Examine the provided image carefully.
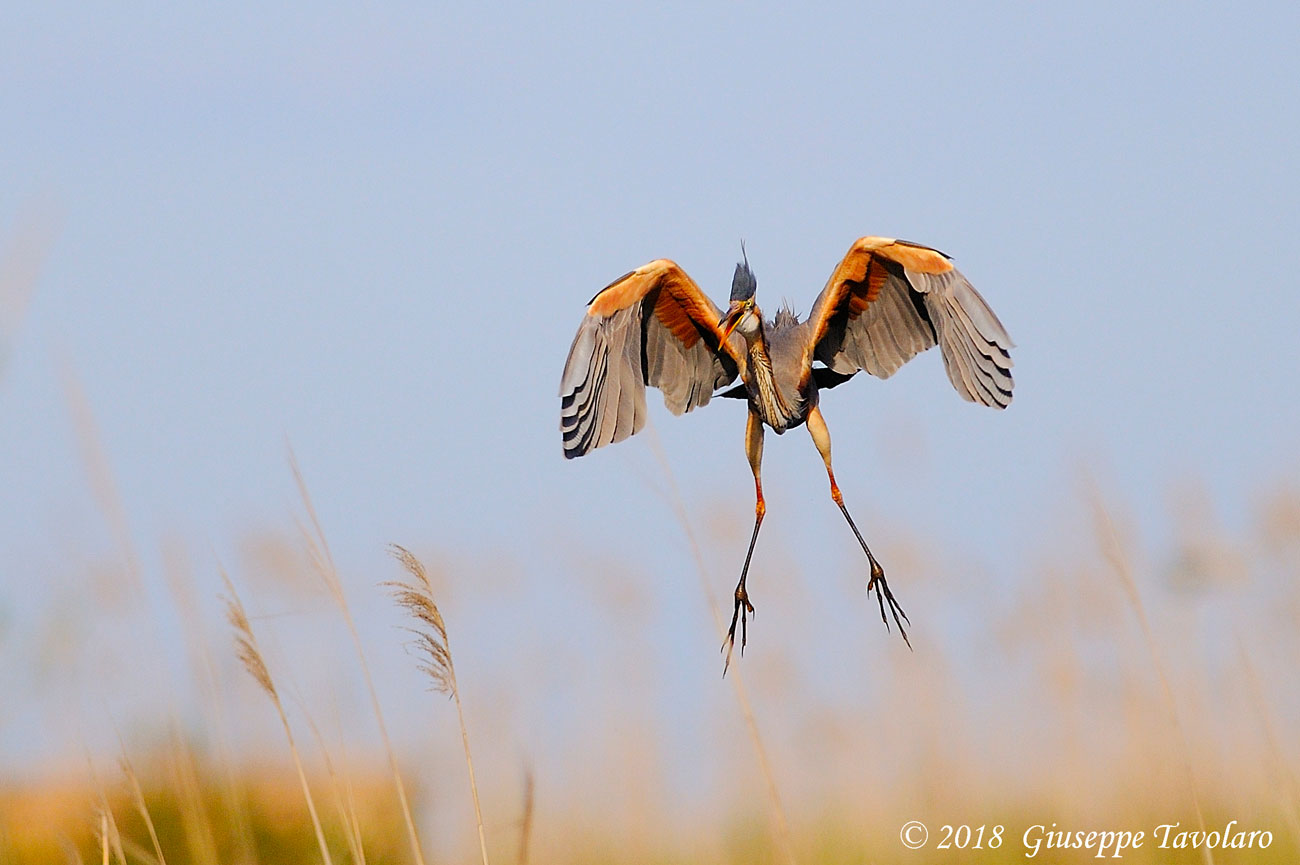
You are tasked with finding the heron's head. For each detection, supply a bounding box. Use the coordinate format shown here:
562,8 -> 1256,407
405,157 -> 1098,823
719,247 -> 761,342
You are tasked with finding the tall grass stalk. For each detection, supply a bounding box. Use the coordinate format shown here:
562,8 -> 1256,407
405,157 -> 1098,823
1235,636 -> 1300,842
119,752 -> 167,865
516,768 -> 534,865
120,835 -> 165,865
222,571 -> 335,865
88,761 -> 127,865
1089,487 -> 1215,865
97,810 -> 109,865
298,697 -> 368,865
60,380 -> 238,863
59,362 -> 143,601
289,449 -> 428,865
61,836 -> 87,865
0,204 -> 57,382
160,546 -> 258,863
65,360 -> 231,864
388,544 -> 491,865
165,726 -> 221,865
646,428 -> 798,865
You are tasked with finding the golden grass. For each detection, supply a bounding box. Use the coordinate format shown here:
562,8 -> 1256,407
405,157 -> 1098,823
222,572 -> 334,865
388,544 -> 491,865
517,768 -> 535,865
1089,483 -> 1215,865
289,448 -> 430,865
87,758 -> 127,865
120,752 -> 167,865
159,543 -> 259,863
2,461 -> 1298,864
297,705 -> 368,865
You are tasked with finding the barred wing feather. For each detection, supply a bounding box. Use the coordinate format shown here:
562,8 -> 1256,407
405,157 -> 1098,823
559,260 -> 743,458
805,237 -> 1014,408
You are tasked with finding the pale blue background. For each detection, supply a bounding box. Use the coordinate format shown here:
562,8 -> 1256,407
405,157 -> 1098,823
2,1 -> 1298,779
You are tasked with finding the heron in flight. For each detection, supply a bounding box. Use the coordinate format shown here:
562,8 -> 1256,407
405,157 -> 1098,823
559,236 -> 1013,660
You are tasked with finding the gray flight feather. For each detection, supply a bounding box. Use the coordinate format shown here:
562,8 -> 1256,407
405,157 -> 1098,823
560,285 -> 740,459
809,263 -> 1014,408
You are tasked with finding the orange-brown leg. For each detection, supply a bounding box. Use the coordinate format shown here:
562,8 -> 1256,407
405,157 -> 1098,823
724,410 -> 765,670
806,405 -> 911,647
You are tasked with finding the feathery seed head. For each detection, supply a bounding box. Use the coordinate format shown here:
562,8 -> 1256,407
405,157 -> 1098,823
387,545 -> 456,696
221,573 -> 278,701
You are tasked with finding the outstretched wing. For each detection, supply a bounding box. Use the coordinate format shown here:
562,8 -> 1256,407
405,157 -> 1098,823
802,237 -> 1014,408
560,259 -> 745,459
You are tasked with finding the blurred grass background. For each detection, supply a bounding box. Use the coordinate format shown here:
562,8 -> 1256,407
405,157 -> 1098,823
1,466 -> 1297,863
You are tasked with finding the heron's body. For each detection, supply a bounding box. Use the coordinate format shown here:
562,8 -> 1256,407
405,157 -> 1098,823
724,310 -> 804,432
560,236 -> 1014,667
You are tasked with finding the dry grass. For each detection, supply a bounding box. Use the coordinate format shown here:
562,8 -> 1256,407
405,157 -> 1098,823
2,462 -> 1298,864
222,571 -> 334,865
388,544 -> 491,865
163,727 -> 221,865
0,201 -> 57,381
298,704 -> 368,865
159,543 -> 258,863
86,757 -> 127,865
517,768 -> 535,865
1089,483 -> 1215,865
646,425 -> 798,865
120,752 -> 167,865
289,448 -> 430,865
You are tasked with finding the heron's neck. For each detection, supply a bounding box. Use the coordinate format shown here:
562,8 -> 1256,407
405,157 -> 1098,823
745,327 -> 795,426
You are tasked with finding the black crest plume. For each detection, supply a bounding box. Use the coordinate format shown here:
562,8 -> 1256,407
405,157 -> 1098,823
730,241 -> 756,302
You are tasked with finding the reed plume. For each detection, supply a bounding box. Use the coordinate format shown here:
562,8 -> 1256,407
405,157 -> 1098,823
387,544 -> 490,865
221,571 -> 335,865
289,449 -> 428,865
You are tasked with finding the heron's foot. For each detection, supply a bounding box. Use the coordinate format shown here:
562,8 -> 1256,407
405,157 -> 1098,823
866,556 -> 912,650
722,585 -> 755,674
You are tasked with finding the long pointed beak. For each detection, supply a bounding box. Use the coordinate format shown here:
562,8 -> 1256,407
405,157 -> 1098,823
718,303 -> 743,342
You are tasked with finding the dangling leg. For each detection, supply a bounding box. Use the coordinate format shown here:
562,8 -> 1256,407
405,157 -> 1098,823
724,409 -> 765,669
806,406 -> 911,647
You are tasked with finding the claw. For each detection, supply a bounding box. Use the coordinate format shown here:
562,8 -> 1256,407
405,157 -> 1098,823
722,586 -> 755,675
866,555 -> 911,650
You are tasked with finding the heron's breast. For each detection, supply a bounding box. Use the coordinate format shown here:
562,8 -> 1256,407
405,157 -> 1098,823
747,346 -> 809,434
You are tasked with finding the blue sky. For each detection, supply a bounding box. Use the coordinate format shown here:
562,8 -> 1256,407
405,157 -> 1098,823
2,1 -> 1299,771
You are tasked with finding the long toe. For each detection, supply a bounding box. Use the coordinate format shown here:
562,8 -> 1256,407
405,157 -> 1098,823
882,584 -> 912,649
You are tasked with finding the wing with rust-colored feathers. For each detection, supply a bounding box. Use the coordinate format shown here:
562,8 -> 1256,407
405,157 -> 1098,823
802,237 -> 1014,408
559,260 -> 745,458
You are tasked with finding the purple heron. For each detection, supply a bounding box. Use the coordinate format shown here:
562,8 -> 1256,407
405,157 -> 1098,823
560,236 -> 1013,661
